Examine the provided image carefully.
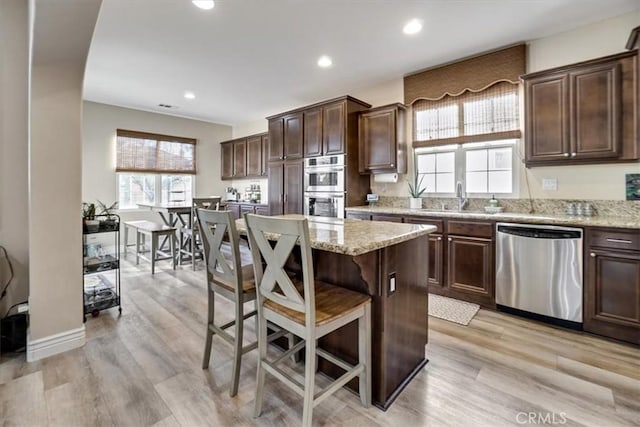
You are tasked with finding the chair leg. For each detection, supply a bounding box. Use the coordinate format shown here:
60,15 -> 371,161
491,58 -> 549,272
253,306 -> 267,418
151,233 -> 157,274
301,333 -> 316,427
192,231 -> 197,271
135,231 -> 141,265
202,289 -> 215,369
170,233 -> 176,270
124,225 -> 129,256
230,295 -> 244,397
178,230 -> 184,266
358,303 -> 372,408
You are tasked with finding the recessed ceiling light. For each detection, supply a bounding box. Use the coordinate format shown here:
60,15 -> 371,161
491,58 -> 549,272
403,19 -> 423,35
184,91 -> 196,100
192,0 -> 214,10
317,55 -> 333,68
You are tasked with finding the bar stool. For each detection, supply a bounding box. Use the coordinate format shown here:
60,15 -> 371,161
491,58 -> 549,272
197,208 -> 290,397
180,197 -> 221,270
245,214 -> 371,426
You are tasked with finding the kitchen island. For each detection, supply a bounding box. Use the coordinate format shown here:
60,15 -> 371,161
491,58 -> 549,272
236,215 -> 436,409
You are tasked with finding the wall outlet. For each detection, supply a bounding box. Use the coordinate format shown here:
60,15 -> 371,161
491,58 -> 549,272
542,178 -> 558,191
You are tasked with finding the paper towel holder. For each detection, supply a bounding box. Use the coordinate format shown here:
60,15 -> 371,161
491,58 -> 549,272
373,173 -> 398,183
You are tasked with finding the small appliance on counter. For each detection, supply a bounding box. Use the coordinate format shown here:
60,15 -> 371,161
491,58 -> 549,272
366,193 -> 379,205
244,184 -> 262,204
225,187 -> 238,202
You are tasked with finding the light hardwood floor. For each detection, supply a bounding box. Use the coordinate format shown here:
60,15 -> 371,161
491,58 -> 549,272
1,256 -> 639,427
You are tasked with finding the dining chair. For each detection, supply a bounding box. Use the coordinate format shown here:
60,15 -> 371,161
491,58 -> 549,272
245,214 -> 371,426
180,197 -> 221,270
197,208 -> 291,397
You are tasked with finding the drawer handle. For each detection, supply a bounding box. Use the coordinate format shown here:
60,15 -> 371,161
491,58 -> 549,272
590,252 -> 596,257
606,238 -> 633,244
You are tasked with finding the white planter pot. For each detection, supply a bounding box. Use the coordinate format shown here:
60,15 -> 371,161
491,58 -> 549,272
409,197 -> 422,209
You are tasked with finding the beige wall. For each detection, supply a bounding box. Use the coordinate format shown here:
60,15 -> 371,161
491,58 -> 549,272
82,101 -> 232,222
0,0 -> 30,317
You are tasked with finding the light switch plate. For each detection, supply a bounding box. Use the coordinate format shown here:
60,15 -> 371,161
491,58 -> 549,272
389,272 -> 396,294
542,178 -> 558,191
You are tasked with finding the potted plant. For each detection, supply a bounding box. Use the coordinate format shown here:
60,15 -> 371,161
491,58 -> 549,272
82,203 -> 99,232
407,171 -> 426,209
97,200 -> 119,231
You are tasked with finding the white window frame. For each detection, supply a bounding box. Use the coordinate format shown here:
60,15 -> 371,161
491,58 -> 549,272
415,139 -> 519,198
116,173 -> 196,211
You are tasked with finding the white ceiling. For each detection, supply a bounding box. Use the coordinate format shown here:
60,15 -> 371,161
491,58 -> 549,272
84,0 -> 640,126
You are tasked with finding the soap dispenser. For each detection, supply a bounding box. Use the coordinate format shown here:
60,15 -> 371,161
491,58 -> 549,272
489,195 -> 499,207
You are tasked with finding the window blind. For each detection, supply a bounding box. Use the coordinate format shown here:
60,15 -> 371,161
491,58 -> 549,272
116,129 -> 197,174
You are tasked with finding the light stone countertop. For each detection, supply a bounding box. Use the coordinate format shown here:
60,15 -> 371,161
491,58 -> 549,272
235,215 -> 436,256
345,206 -> 640,229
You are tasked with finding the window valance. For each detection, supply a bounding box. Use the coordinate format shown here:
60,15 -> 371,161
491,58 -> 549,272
116,129 -> 197,174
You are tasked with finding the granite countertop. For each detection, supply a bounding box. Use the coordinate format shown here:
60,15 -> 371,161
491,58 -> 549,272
345,206 -> 640,229
235,215 -> 436,256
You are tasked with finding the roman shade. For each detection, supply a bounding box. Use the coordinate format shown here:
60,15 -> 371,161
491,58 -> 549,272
116,129 -> 197,174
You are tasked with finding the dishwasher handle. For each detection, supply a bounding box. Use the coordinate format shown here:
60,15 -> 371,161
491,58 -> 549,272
497,225 -> 581,239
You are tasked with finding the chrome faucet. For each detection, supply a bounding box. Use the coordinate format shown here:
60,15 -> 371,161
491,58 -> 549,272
455,181 -> 468,212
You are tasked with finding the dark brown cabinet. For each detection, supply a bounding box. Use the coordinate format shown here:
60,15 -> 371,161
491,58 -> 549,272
447,235 -> 493,302
346,212 -> 371,220
261,134 -> 269,177
267,160 -> 303,215
585,228 -> 640,345
523,51 -> 637,166
267,112 -> 304,161
303,107 -> 323,158
220,132 -> 268,180
303,101 -> 347,158
223,202 -> 270,219
221,142 -> 234,180
228,203 -> 241,219
359,103 -> 407,174
404,217 -> 444,289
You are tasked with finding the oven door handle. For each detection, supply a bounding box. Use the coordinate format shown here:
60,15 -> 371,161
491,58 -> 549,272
304,166 -> 345,174
305,193 -> 344,198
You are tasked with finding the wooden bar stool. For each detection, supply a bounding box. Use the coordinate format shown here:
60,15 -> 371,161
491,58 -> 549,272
134,221 -> 176,274
245,214 -> 371,426
179,197 -> 221,270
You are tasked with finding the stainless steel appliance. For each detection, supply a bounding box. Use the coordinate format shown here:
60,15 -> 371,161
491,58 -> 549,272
304,155 -> 345,193
304,192 -> 345,219
495,223 -> 583,326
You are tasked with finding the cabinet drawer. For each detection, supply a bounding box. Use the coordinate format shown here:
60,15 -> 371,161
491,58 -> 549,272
588,228 -> 640,251
447,221 -> 493,238
371,214 -> 403,223
403,216 -> 443,233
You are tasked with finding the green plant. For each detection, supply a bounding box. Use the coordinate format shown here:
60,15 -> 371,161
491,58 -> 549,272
407,171 -> 426,198
97,200 -> 118,220
82,203 -> 96,220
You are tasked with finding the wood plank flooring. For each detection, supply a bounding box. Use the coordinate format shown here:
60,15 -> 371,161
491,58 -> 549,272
1,256 -> 639,426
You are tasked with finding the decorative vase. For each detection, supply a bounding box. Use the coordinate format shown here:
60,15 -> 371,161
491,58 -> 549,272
409,197 -> 422,209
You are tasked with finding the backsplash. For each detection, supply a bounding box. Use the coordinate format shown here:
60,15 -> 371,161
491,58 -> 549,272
370,196 -> 640,219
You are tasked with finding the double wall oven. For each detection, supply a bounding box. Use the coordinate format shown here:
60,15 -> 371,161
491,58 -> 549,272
303,155 -> 346,219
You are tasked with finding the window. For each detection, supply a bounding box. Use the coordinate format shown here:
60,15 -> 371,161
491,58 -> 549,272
116,130 -> 196,209
415,140 -> 517,196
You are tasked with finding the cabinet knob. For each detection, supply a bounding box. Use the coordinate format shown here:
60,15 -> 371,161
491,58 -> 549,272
563,153 -> 570,157
590,252 -> 596,257
390,163 -> 394,167
437,236 -> 442,241
571,152 -> 577,157
283,155 -> 287,160
448,237 -> 452,242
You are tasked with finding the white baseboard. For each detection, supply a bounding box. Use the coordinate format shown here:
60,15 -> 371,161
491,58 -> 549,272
26,326 -> 85,362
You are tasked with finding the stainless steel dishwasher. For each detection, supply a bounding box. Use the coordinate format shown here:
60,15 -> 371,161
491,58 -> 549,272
495,223 -> 583,327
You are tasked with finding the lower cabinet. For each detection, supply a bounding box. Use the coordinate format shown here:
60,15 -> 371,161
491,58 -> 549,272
585,228 -> 640,344
404,217 -> 444,289
346,212 -> 371,220
447,235 -> 494,305
224,202 -> 270,220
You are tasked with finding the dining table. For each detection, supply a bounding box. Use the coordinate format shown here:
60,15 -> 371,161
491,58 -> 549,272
137,202 -> 194,257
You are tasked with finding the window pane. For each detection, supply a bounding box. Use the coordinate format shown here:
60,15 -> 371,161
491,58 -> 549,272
162,175 -> 192,203
118,173 -> 155,209
436,172 -> 455,193
415,104 -> 459,140
424,174 -> 436,193
488,171 -> 512,193
416,153 -> 435,174
436,152 -> 455,173
466,171 -> 488,193
488,147 -> 512,170
466,150 -> 487,172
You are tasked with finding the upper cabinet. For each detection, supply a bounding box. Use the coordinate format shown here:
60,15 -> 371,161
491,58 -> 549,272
220,132 -> 268,180
267,112 -> 304,161
522,51 -> 637,167
358,103 -> 407,174
302,101 -> 346,157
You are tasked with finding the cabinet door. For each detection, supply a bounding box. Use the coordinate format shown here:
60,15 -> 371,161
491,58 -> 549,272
240,204 -> 255,217
267,163 -> 284,215
283,112 -> 304,160
233,140 -> 247,177
283,161 -> 303,214
268,118 -> 284,162
371,214 -> 402,223
303,108 -> 323,158
447,236 -> 493,301
246,135 -> 262,177
255,206 -> 269,216
323,102 -> 345,155
359,108 -> 396,172
261,134 -> 269,176
428,235 -> 444,288
585,248 -> 640,344
221,142 -> 234,180
525,74 -> 570,163
229,203 -> 241,220
571,63 -> 621,159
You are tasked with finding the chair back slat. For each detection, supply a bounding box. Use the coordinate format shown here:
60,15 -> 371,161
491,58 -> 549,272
192,197 -> 221,229
198,209 -> 242,293
245,214 -> 315,321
